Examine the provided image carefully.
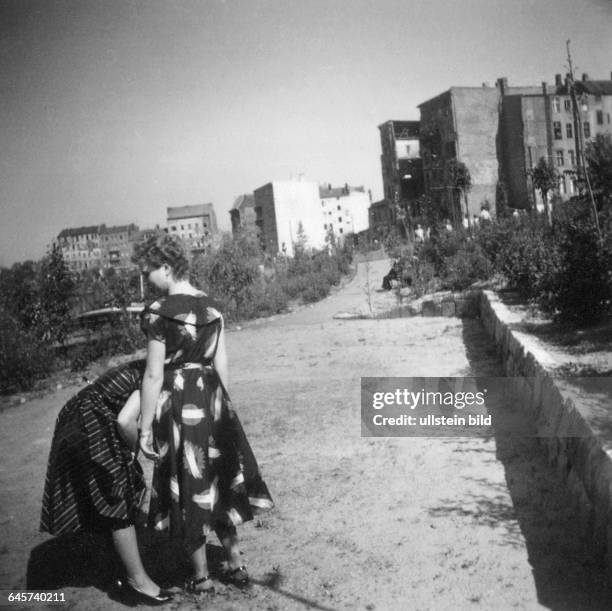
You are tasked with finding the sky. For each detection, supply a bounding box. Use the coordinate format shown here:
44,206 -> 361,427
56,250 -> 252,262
1,0 -> 611,267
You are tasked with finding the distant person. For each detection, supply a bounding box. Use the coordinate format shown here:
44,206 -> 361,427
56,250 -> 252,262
462,214 -> 469,230
414,224 -> 425,243
472,214 -> 480,229
479,205 -> 491,223
444,219 -> 453,232
382,258 -> 401,290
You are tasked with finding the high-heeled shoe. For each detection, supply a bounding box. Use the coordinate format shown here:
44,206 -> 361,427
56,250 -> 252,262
185,574 -> 215,594
221,565 -> 249,588
115,579 -> 173,605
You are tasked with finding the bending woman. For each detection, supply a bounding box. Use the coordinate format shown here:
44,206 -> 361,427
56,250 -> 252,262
40,360 -> 171,604
135,233 -> 273,592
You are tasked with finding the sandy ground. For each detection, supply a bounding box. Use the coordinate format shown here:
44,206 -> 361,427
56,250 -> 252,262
1,258 -> 611,611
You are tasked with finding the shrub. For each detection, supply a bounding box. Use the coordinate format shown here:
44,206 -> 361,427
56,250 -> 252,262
68,317 -> 144,372
417,229 -> 466,274
0,309 -> 54,393
545,220 -> 612,324
442,241 -> 493,291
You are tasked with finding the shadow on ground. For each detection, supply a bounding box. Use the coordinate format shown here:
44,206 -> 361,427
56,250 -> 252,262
430,318 -> 612,611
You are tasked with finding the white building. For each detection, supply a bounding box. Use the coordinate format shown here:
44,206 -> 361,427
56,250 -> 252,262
319,184 -> 371,240
253,180 -> 371,256
254,181 -> 324,256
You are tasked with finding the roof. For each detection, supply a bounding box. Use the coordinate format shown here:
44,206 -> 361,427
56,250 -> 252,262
319,185 -> 366,199
231,194 -> 255,211
57,224 -> 106,239
575,80 -> 612,96
101,223 -> 138,235
167,204 -> 215,220
378,120 -> 420,138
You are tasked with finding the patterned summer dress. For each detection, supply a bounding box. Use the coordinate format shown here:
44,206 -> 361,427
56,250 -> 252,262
40,360 -> 147,534
141,294 -> 273,548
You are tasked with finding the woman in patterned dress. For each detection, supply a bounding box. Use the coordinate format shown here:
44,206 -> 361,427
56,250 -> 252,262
134,234 -> 273,593
40,360 -> 172,604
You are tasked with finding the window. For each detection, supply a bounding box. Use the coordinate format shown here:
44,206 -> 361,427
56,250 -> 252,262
339,228 -> 343,234
324,224 -> 327,230
556,150 -> 564,166
338,217 -> 342,222
337,205 -> 341,210
566,123 -> 573,138
568,150 -> 575,165
596,110 -> 603,125
559,176 -> 566,195
584,122 -> 591,138
552,97 -> 560,112
180,225 -> 184,230
564,99 -> 572,111
553,121 -> 562,139
171,226 -> 176,231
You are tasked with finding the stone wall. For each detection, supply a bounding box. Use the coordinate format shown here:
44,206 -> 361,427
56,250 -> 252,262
479,290 -> 612,576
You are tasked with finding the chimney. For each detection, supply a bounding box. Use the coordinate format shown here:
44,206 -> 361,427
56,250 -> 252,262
582,73 -> 589,81
497,77 -> 508,95
542,82 -> 548,96
555,73 -> 562,87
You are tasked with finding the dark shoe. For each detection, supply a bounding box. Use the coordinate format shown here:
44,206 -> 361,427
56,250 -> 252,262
185,575 -> 215,594
115,579 -> 173,605
222,565 -> 249,588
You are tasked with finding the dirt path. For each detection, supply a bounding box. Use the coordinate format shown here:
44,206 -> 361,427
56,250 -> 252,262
1,258 -> 610,610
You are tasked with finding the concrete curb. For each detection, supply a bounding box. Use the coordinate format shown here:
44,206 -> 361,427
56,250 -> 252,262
479,290 -> 612,575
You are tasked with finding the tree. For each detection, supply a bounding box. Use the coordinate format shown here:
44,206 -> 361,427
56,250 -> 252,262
0,260 -> 40,330
293,221 -> 308,259
36,244 -> 74,343
529,157 -> 559,225
585,133 -> 612,210
448,160 -> 472,226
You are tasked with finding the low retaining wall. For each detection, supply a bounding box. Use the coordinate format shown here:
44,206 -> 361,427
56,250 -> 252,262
479,290 -> 612,575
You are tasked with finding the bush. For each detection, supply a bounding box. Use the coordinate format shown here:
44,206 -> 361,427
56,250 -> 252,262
0,309 -> 54,393
417,229 -> 466,274
68,317 -> 144,371
442,241 -> 493,291
545,220 -> 612,324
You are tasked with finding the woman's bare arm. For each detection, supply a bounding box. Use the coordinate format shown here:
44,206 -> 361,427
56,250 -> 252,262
139,338 -> 166,458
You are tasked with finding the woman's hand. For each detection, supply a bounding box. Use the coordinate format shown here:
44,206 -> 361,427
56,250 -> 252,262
139,429 -> 159,460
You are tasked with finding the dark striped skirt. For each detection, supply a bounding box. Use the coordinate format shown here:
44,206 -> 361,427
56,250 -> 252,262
40,388 -> 146,535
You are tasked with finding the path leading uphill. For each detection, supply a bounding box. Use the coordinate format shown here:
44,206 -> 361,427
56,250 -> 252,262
1,257 -> 609,610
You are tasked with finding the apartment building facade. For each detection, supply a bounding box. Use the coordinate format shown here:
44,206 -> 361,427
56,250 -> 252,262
319,184 -> 371,241
57,225 -> 105,272
253,181 -> 323,256
167,204 -> 218,253
229,194 -> 257,236
378,120 -> 424,211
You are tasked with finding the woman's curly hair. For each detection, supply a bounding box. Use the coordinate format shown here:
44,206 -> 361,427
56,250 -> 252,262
133,233 -> 190,279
